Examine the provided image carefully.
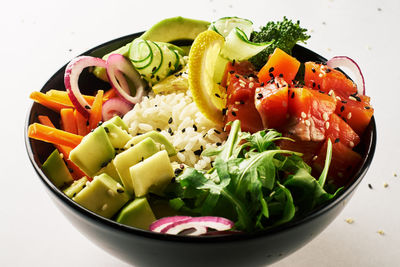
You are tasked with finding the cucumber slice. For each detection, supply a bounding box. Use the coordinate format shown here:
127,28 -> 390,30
220,28 -> 272,61
210,17 -> 253,39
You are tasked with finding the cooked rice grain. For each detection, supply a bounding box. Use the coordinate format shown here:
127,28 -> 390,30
123,92 -> 226,169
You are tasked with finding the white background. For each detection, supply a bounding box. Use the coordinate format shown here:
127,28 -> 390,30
1,0 -> 399,266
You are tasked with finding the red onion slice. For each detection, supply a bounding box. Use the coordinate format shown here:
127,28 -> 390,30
106,54 -> 147,104
64,56 -> 107,118
326,56 -> 365,95
152,216 -> 234,236
102,97 -> 133,121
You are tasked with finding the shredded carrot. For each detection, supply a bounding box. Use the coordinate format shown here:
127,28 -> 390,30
60,108 -> 78,134
37,116 -> 88,180
46,90 -> 96,106
74,109 -> 89,136
28,123 -> 83,148
30,92 -> 71,112
103,88 -> 117,101
89,90 -> 104,130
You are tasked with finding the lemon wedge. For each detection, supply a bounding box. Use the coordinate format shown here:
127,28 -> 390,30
188,30 -> 226,125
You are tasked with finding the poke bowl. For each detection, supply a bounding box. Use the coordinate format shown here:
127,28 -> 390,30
25,17 -> 376,267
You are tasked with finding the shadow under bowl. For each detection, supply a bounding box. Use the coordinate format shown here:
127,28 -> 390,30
25,32 -> 376,267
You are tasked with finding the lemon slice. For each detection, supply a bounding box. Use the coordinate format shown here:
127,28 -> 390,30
188,30 -> 226,125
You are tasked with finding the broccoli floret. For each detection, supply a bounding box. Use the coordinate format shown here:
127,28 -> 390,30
249,17 -> 310,70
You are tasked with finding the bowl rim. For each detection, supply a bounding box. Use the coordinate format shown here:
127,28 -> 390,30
24,32 -> 377,243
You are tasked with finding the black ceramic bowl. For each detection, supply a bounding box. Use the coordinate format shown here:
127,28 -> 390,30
25,32 -> 376,267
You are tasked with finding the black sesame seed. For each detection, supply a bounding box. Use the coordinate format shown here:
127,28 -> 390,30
291,92 -> 295,98
130,143 -> 134,147
168,117 -> 173,124
319,90 -> 325,94
325,68 -> 331,73
235,74 -> 240,78
150,74 -> 155,79
240,100 -> 245,105
85,105 -> 91,109
174,73 -> 180,77
231,111 -> 237,116
312,82 -> 316,88
368,183 -> 373,189
82,185 -> 86,189
68,168 -> 73,173
97,121 -> 103,127
179,149 -> 185,153
72,192 -> 77,197
279,73 -> 283,78
334,138 -> 340,143
104,127 -> 109,133
318,84 -> 321,89
269,67 -> 274,73
203,133 -> 207,138
152,66 -> 157,72
168,127 -> 173,135
216,142 -> 222,146
182,128 -> 186,133
365,106 -> 371,110
260,82 -> 265,86
269,73 -> 274,78
214,129 -> 221,134
341,100 -> 347,104
232,59 -> 236,66
168,61 -> 172,67
194,149 -> 202,156
311,68 -> 316,73
340,105 -> 345,112
193,124 -> 198,131
215,93 -> 221,98
174,168 -> 183,176
156,76 -> 160,81
222,108 -> 227,115
229,70 -> 235,74
117,189 -> 124,193
156,128 -> 161,132
101,161 -> 108,168
257,93 -> 263,99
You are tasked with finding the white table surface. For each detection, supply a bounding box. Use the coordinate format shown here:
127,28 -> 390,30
1,0 -> 399,266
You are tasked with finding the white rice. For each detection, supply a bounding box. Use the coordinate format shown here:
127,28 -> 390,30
123,91 -> 226,169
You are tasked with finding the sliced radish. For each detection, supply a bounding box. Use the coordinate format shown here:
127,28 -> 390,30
153,216 -> 234,236
326,56 -> 365,95
149,216 -> 192,233
106,54 -> 147,104
64,56 -> 107,118
102,97 -> 133,121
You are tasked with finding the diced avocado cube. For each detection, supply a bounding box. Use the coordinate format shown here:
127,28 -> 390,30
96,160 -> 122,184
130,150 -> 174,197
101,120 -> 132,149
116,198 -> 156,230
42,149 -> 74,189
73,173 -> 131,218
114,137 -> 159,195
70,127 -> 115,177
124,131 -> 176,156
63,177 -> 89,198
104,116 -> 129,132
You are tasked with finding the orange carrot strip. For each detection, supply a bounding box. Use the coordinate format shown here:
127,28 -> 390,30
103,88 -> 117,101
30,92 -> 71,112
46,90 -> 96,106
60,108 -> 78,134
37,116 -> 88,180
74,109 -> 89,136
28,123 -> 83,148
89,90 -> 104,130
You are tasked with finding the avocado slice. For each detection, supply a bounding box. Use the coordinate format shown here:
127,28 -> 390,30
73,173 -> 131,218
42,149 -> 74,189
140,17 -> 210,42
63,176 -> 89,198
104,116 -> 129,132
96,160 -> 122,184
114,137 -> 159,195
69,127 -> 115,177
101,118 -> 132,150
124,131 -> 176,156
116,198 -> 156,230
129,150 -> 174,197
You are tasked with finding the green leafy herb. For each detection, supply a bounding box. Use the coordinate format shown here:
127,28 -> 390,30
165,120 -> 339,232
249,17 -> 311,69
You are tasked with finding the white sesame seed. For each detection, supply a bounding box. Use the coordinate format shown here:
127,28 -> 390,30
345,218 -> 354,224
235,101 -> 240,105
349,96 -> 357,101
325,121 -> 330,129
239,83 -> 245,88
107,189 -> 115,197
60,153 -> 64,159
305,120 -> 311,126
101,203 -> 108,211
322,112 -> 329,121
349,141 -> 354,148
394,173 -> 398,177
232,108 -> 239,112
86,181 -> 91,187
383,182 -> 389,188
328,90 -> 334,96
312,155 -> 318,161
336,96 -> 341,101
116,183 -> 123,189
249,77 -> 254,81
301,112 -> 307,119
319,73 -> 323,78
249,82 -> 254,88
239,79 -> 246,84
347,112 -> 352,120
